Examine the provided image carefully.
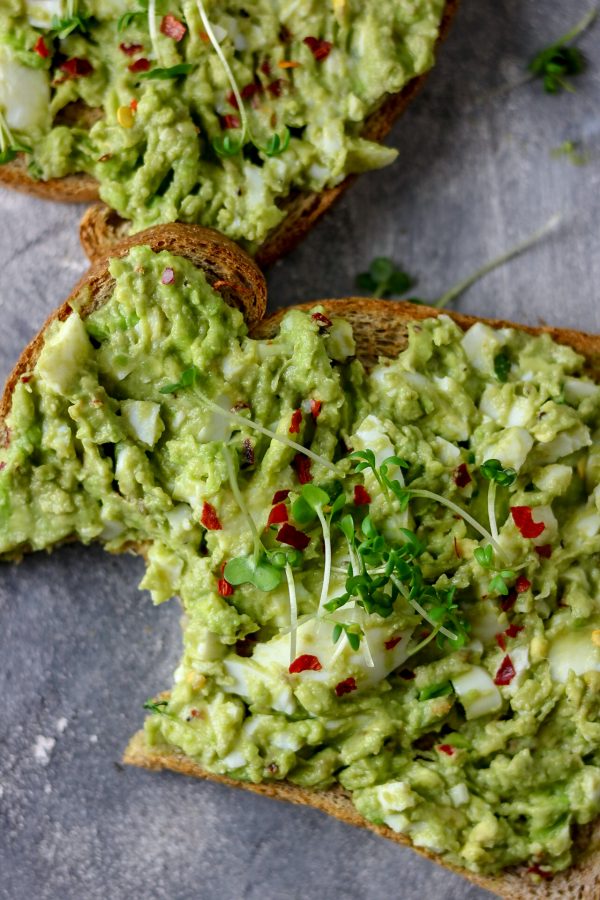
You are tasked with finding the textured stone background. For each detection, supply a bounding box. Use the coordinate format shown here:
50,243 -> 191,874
1,2 -> 599,898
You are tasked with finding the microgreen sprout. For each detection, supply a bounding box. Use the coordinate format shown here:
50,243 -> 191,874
493,352 -> 511,383
158,365 -> 199,394
528,8 -> 597,94
292,484 -> 345,611
50,12 -> 91,39
474,544 -> 494,569
196,0 -> 289,159
143,698 -> 168,714
332,622 -> 361,651
141,63 -> 194,79
0,111 -> 32,165
356,258 -> 416,299
489,569 -> 516,596
481,458 -> 516,543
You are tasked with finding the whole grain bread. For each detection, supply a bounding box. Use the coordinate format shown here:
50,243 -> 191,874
2,225 -> 599,899
0,1 -> 458,265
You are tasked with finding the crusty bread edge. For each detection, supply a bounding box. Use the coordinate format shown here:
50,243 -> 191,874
0,223 -> 266,447
0,0 -> 458,262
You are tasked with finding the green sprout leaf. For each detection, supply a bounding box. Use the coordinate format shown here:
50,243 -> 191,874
158,365 -> 199,394
418,682 -> 452,702
51,13 -> 91,38
292,484 -> 329,525
489,569 -> 516,596
481,458 -> 517,487
141,63 -> 194,80
528,8 -> 596,94
474,545 -> 494,569
143,698 -> 169,714
224,555 -> 282,592
356,257 -> 416,299
493,352 -> 511,383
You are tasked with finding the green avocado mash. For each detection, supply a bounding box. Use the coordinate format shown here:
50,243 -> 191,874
0,0 -> 445,248
2,245 -> 600,877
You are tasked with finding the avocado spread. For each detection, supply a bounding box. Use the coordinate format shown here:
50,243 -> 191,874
2,246 -> 600,876
0,0 -> 445,248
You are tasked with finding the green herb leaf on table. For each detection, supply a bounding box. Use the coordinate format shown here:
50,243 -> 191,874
528,7 -> 597,94
356,257 -> 416,299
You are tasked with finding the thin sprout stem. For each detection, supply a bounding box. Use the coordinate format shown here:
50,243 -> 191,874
558,6 -> 598,45
405,626 -> 441,660
222,444 -> 262,560
198,393 -> 341,475
196,0 -> 249,143
408,489 -> 508,560
435,215 -> 561,310
362,629 -> 375,668
316,506 -> 332,611
148,0 -> 160,61
330,630 -> 350,665
391,576 -> 457,641
285,563 -> 298,664
488,481 -> 499,543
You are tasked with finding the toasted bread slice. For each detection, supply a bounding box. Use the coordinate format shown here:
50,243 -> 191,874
0,1 -> 457,265
2,226 -> 599,898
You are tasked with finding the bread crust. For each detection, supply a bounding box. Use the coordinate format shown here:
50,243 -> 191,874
0,0 -> 458,263
2,225 -> 599,898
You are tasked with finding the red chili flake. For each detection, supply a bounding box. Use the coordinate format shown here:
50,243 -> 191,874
311,312 -> 332,328
516,575 -> 531,593
189,708 -> 203,718
267,503 -> 288,527
276,522 -> 310,551
303,36 -> 333,61
130,98 -> 138,111
505,624 -> 524,639
453,463 -> 472,488
34,36 -> 49,58
161,267 -> 175,285
129,57 -> 151,73
437,744 -> 455,756
221,113 -> 240,130
241,81 -> 263,101
526,864 -> 553,882
199,30 -> 210,43
292,453 -> 312,484
453,537 -> 462,559
260,59 -> 271,76
495,633 -> 507,651
494,655 -> 516,686
535,544 -> 552,559
310,399 -> 322,420
217,578 -> 234,597
227,91 -> 239,109
289,654 -> 322,674
500,590 -> 517,613
289,409 -> 302,434
60,57 -> 93,78
353,484 -> 371,506
242,438 -> 254,466
20,374 -> 32,383
267,78 -> 285,97
119,42 -> 143,55
511,506 -> 546,539
160,14 -> 186,41
384,636 -> 402,650
335,677 -> 357,697
201,502 -> 222,531
272,489 -> 290,504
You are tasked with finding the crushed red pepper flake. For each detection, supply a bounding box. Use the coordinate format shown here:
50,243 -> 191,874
511,506 -> 546,539
34,36 -> 49,58
129,57 -> 151,73
292,453 -> 312,484
201,502 -> 222,531
515,575 -> 531,593
500,590 -> 517,613
453,463 -> 472,488
384,636 -> 402,650
60,57 -> 93,78
310,399 -> 322,419
535,544 -> 552,559
453,536 -> 462,558
217,578 -> 234,597
289,654 -> 321,674
505,623 -> 524,639
267,503 -> 288,527
311,312 -> 332,328
221,113 -> 240,129
335,677 -> 357,697
130,98 -> 138,111
353,484 -> 371,506
494,655 -> 516,686
289,409 -> 302,434
437,744 -> 455,756
272,489 -> 290,504
496,633 -> 507,651
527,864 -> 553,881
267,78 -> 285,97
303,36 -> 333,61
119,42 -> 143,55
160,14 -> 186,41
276,522 -> 310,551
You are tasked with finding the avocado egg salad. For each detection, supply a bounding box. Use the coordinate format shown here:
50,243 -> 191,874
0,0 -> 446,248
1,246 -> 600,878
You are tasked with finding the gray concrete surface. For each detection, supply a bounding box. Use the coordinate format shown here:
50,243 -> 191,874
1,2 -> 599,898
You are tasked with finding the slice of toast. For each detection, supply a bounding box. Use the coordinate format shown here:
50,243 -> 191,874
2,226 -> 599,898
0,1 -> 458,266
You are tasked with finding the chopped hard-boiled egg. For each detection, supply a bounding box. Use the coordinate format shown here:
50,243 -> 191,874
0,46 -> 51,133
452,666 -> 502,719
121,400 -> 164,448
25,0 -> 62,28
548,628 -> 600,683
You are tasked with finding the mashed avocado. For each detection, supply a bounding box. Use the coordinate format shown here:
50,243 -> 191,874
2,245 -> 600,876
0,0 -> 445,248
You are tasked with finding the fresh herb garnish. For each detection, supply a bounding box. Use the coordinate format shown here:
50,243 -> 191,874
140,63 -> 194,79
158,365 -> 199,393
481,459 -> 517,487
474,544 -> 494,569
489,569 -> 516,596
50,13 -> 92,39
528,8 -> 597,94
493,352 -> 511,383
418,682 -> 452,701
143,698 -> 168,714
356,257 -> 416,299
